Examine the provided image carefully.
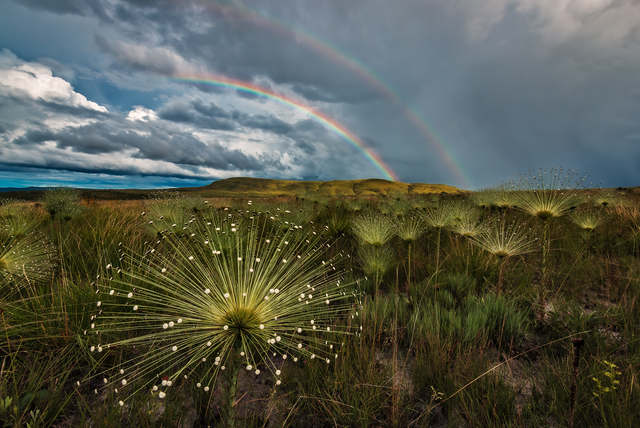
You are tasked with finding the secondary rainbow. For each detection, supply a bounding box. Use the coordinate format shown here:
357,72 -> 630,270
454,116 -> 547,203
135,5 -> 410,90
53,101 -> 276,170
173,75 -> 398,181
194,0 -> 469,187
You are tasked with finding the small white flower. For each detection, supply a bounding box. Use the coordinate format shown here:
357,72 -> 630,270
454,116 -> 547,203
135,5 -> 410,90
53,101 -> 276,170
204,386 -> 210,392
297,343 -> 302,349
177,318 -> 182,323
152,385 -> 158,391
188,256 -> 194,261
109,290 -> 115,295
246,364 -> 253,370
133,305 -> 138,311
259,324 -> 265,329
158,391 -> 166,399
163,323 -> 168,329
223,325 -> 229,330
172,345 -> 178,352
224,292 -> 230,298
119,400 -> 124,406
276,379 -> 281,385
96,301 -> 102,307
255,369 -> 260,375
121,379 -> 127,386
276,369 -> 281,376
168,321 -> 174,327
161,268 -> 167,273
127,292 -> 133,298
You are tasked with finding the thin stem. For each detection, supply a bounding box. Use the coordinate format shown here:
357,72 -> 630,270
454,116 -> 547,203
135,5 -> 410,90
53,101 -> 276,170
407,241 -> 412,295
434,227 -> 442,286
226,359 -> 241,428
497,257 -> 508,294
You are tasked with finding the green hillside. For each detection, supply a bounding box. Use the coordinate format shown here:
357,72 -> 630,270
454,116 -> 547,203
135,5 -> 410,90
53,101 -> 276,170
198,177 -> 463,198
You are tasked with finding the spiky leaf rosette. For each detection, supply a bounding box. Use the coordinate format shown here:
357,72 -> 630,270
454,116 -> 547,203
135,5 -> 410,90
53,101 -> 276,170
0,232 -> 54,289
469,217 -> 538,258
87,210 -> 360,404
570,209 -> 602,232
395,213 -> 424,241
511,168 -> 584,220
351,212 -> 394,246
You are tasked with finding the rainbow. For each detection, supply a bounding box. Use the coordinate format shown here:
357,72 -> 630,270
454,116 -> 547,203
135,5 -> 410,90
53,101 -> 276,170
174,75 -> 398,181
195,1 -> 470,187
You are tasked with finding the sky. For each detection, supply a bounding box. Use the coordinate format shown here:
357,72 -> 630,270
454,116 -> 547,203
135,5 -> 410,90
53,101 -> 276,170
1,0 -> 639,189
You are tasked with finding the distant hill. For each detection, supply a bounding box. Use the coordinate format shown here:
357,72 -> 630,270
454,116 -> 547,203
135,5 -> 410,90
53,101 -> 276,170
201,177 -> 463,198
0,177 -> 464,201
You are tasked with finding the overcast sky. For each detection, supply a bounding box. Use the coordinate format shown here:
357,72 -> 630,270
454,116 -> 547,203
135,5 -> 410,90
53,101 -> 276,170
1,0 -> 639,189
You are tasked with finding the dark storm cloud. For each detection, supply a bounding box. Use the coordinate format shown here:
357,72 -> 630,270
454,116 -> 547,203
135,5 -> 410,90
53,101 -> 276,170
157,101 -> 236,131
157,98 -> 297,135
19,0 -> 110,18
0,159 -> 208,181
13,120 -> 265,171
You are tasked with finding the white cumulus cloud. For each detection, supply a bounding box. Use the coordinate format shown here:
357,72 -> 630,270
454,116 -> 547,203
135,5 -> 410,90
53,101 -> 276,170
0,49 -> 108,113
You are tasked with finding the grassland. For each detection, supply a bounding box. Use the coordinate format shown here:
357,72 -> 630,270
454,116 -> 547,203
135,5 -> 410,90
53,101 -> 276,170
0,178 -> 639,427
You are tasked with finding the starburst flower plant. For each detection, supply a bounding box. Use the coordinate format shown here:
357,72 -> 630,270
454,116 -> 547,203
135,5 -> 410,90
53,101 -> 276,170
469,218 -> 537,292
85,210 -> 360,419
351,212 -> 394,246
0,232 -> 54,290
512,169 -> 584,220
570,209 -> 602,232
394,214 -> 424,242
358,244 -> 395,295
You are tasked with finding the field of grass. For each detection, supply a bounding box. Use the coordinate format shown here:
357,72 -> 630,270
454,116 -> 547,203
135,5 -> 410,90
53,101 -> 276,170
1,176 -> 639,427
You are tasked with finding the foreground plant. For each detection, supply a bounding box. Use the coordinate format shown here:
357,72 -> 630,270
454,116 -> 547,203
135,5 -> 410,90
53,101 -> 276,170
358,244 -> 395,296
570,209 -> 602,232
469,218 -> 537,292
44,188 -> 82,221
351,212 -> 394,246
422,200 -> 460,283
395,214 -> 423,293
512,169 -> 584,285
86,210 -> 359,425
0,232 -> 54,291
